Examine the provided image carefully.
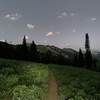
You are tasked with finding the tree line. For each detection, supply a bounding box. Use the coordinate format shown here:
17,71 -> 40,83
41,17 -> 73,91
0,33 -> 98,71
0,36 -> 70,65
73,33 -> 97,70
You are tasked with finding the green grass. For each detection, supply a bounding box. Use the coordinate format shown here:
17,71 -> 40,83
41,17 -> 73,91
0,59 -> 49,100
1,58 -> 100,100
49,64 -> 100,100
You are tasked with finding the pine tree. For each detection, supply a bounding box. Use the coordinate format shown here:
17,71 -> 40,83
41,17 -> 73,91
85,49 -> 92,67
22,36 -> 28,60
85,33 -> 92,67
78,48 -> 84,67
85,33 -> 90,50
23,36 -> 27,47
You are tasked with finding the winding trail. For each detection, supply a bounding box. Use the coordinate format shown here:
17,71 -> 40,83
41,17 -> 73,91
47,72 -> 58,100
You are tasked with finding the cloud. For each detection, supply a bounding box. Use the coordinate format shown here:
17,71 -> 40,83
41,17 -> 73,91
58,16 -> 63,18
70,13 -> 75,17
0,39 -> 6,42
55,32 -> 60,34
46,32 -> 54,36
27,24 -> 35,29
46,32 -> 60,37
25,35 -> 29,40
72,29 -> 76,33
61,12 -> 67,17
58,11 -> 77,18
58,12 -> 67,18
5,13 -> 21,21
91,17 -> 96,22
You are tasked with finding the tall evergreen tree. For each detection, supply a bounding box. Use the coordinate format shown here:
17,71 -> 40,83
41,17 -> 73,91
85,49 -> 92,67
22,36 -> 28,60
78,48 -> 84,66
85,33 -> 90,50
85,33 -> 92,67
23,36 -> 27,47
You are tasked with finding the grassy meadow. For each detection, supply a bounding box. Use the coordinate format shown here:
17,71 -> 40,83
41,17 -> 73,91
0,58 -> 100,100
0,59 -> 49,100
49,64 -> 100,100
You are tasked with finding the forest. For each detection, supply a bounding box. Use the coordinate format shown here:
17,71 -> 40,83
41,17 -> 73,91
0,33 -> 97,71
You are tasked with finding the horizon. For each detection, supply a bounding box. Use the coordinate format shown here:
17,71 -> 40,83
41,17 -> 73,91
0,37 -> 99,52
0,0 -> 100,50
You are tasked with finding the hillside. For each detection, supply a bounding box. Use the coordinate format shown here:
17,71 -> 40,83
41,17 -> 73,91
50,64 -> 100,100
0,41 -> 77,60
0,58 -> 100,100
1,41 -> 100,62
37,45 -> 77,59
0,58 -> 49,100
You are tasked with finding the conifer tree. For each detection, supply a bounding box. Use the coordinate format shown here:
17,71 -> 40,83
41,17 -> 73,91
85,33 -> 92,67
78,48 -> 84,66
22,36 -> 28,60
85,33 -> 90,50
85,49 -> 92,67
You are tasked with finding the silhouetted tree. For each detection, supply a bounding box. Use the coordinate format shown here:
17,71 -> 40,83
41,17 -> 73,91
21,36 -> 28,60
78,48 -> 84,66
85,49 -> 92,67
85,33 -> 90,50
23,36 -> 27,47
29,40 -> 38,61
85,33 -> 93,68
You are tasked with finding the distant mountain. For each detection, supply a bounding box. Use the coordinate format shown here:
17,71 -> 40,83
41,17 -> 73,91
37,45 -> 77,60
1,41 -> 100,61
37,45 -> 100,60
0,41 -> 77,60
92,50 -> 100,60
62,48 -> 77,59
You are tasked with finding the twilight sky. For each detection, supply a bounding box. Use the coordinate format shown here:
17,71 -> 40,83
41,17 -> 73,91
0,0 -> 100,50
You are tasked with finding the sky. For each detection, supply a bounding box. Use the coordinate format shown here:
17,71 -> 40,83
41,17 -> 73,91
0,0 -> 100,50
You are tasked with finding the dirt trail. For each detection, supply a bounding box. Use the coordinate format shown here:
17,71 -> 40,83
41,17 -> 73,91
47,72 -> 58,100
